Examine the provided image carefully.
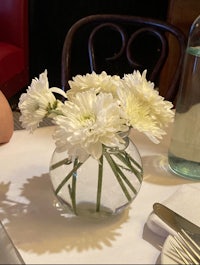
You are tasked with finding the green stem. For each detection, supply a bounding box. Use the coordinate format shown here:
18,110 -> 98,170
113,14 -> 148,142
124,151 -> 143,171
112,161 -> 138,194
104,150 -> 132,202
68,159 -> 78,215
55,161 -> 82,194
115,151 -> 143,183
108,152 -> 138,194
96,155 -> 103,212
50,158 -> 71,170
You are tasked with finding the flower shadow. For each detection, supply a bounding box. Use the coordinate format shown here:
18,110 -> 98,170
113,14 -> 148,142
0,174 -> 130,254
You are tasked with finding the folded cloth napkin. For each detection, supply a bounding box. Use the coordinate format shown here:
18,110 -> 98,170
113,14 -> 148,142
146,184 -> 200,238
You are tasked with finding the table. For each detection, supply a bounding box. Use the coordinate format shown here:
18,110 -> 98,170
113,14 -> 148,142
0,124 -> 199,264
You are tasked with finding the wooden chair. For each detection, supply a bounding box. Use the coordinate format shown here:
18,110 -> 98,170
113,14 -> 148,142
61,14 -> 186,103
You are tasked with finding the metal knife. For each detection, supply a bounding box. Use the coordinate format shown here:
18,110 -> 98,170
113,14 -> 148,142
153,202 -> 200,238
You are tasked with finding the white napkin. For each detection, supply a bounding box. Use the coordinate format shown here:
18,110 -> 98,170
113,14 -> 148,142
146,184 -> 200,238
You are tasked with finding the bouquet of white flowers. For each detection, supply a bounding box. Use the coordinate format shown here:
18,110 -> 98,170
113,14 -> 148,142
18,69 -> 174,215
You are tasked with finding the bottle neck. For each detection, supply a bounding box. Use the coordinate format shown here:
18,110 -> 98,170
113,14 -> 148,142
187,15 -> 200,48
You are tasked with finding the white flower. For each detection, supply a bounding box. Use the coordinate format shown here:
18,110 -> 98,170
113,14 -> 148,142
18,70 -> 66,132
53,90 -> 128,161
18,69 -> 175,161
67,71 -> 120,99
117,70 -> 174,143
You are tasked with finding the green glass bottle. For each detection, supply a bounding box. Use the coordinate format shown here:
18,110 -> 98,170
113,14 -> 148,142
168,15 -> 200,180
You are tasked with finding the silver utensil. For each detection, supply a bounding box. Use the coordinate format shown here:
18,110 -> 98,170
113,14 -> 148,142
153,202 -> 200,237
169,228 -> 200,264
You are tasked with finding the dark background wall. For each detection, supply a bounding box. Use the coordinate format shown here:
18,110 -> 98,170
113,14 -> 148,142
29,0 -> 169,87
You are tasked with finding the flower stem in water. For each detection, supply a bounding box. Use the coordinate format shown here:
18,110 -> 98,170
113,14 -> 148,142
55,160 -> 82,195
96,155 -> 103,212
68,159 -> 78,215
104,150 -> 132,202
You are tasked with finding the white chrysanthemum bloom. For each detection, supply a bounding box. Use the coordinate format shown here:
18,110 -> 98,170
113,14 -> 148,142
18,70 -> 66,132
53,90 -> 128,161
117,70 -> 174,143
67,71 -> 120,99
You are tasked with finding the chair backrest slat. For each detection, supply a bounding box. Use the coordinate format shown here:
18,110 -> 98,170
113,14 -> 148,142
61,14 -> 186,102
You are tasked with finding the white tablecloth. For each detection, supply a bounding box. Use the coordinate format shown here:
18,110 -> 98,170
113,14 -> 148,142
0,125 -> 199,264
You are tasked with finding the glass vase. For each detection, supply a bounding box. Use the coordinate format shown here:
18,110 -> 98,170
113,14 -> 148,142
49,134 -> 143,218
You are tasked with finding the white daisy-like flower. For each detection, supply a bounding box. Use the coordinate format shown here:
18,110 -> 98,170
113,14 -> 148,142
18,70 -> 66,132
53,90 -> 128,161
117,70 -> 174,143
67,71 -> 120,99
19,69 -> 174,157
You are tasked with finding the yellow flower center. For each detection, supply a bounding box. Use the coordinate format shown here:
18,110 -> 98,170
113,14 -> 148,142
79,113 -> 95,127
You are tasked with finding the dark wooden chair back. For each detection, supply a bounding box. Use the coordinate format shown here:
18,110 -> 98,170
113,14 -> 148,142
61,14 -> 186,102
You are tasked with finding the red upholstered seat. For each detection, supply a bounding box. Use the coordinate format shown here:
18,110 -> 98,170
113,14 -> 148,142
0,0 -> 29,99
0,42 -> 24,85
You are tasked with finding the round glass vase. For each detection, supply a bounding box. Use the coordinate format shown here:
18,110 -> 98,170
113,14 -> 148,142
49,135 -> 143,218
